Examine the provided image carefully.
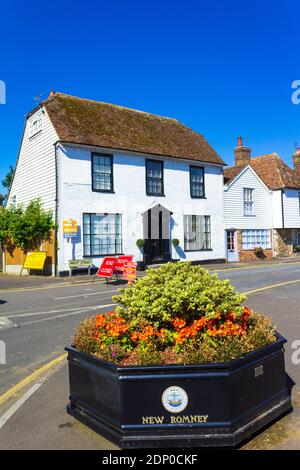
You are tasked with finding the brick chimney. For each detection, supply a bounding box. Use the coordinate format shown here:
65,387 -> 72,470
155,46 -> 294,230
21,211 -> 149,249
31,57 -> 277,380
293,148 -> 300,176
234,136 -> 251,166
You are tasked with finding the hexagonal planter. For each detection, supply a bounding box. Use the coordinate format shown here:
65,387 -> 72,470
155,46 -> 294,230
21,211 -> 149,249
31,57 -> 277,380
65,333 -> 291,449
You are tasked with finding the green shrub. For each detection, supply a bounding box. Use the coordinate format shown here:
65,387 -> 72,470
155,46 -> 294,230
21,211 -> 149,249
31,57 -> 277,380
113,262 -> 246,329
136,239 -> 145,248
73,262 -> 277,366
172,238 -> 180,247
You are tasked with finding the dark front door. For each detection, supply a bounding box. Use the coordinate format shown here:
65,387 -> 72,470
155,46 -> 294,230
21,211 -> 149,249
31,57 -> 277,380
143,205 -> 171,264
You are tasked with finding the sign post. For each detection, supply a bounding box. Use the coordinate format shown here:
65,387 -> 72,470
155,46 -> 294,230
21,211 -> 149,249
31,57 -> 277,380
123,261 -> 137,284
20,251 -> 47,276
94,257 -> 118,284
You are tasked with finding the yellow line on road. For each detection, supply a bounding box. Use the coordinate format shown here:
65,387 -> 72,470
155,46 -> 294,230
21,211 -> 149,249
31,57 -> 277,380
244,278 -> 300,295
0,279 -> 106,294
0,353 -> 67,406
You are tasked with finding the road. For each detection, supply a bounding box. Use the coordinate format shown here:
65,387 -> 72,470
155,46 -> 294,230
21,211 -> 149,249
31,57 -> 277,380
0,262 -> 300,398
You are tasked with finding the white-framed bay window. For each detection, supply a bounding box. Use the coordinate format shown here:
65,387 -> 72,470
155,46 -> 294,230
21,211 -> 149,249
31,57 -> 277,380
243,188 -> 254,215
83,213 -> 122,256
184,215 -> 211,251
241,229 -> 271,250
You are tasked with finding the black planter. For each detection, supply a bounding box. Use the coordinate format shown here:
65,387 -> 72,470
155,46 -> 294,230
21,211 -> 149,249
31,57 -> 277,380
65,334 -> 292,449
136,261 -> 146,271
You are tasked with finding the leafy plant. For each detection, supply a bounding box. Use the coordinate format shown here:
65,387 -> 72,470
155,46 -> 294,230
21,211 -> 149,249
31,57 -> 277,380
0,198 -> 55,250
1,165 -> 14,190
254,246 -> 266,259
293,245 -> 300,252
73,262 -> 276,366
136,239 -> 145,248
172,239 -> 180,247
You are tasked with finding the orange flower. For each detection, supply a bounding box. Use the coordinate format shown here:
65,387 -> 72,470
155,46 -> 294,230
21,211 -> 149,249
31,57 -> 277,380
95,314 -> 107,328
105,316 -> 129,337
172,318 -> 186,330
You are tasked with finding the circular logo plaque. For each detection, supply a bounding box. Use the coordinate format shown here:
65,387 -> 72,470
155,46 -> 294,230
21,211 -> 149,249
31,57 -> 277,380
162,386 -> 188,413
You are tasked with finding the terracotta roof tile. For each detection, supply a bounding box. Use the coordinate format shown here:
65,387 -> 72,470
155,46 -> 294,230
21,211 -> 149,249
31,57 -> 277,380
39,93 -> 224,165
224,153 -> 300,190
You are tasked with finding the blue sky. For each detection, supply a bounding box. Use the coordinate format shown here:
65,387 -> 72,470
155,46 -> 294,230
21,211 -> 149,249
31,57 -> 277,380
1,0 -> 300,193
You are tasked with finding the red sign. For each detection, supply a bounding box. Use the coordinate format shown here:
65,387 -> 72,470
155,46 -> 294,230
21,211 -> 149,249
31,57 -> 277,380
96,257 -> 118,278
123,262 -> 137,283
115,255 -> 133,272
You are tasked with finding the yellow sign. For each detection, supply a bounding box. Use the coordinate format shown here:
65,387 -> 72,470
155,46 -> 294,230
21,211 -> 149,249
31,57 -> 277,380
23,251 -> 47,271
63,218 -> 78,237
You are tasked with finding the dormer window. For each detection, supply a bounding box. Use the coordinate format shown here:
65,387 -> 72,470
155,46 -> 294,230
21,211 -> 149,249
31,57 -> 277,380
29,111 -> 43,138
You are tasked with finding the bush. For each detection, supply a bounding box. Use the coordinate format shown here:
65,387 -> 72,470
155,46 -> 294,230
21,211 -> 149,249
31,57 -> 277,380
172,238 -> 180,247
293,245 -> 300,253
73,262 -> 276,366
136,239 -> 145,248
254,246 -> 266,259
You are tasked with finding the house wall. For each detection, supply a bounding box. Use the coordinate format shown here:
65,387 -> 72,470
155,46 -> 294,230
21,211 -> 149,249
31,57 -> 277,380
282,189 -> 300,228
7,107 -> 59,212
224,166 -> 273,229
224,167 -> 274,260
56,144 -> 225,273
272,190 -> 283,228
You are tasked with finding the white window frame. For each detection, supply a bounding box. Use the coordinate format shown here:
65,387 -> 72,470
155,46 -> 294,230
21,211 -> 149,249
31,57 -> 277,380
243,188 -> 254,215
184,215 -> 211,251
29,111 -> 43,138
241,229 -> 271,250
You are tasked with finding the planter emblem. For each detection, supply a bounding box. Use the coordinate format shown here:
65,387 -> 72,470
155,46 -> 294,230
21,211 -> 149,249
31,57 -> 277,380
162,386 -> 188,413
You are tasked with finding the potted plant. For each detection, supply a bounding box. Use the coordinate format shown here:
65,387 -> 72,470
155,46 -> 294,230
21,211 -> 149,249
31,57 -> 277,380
66,262 -> 291,449
136,239 -> 145,271
254,246 -> 266,259
171,238 -> 180,261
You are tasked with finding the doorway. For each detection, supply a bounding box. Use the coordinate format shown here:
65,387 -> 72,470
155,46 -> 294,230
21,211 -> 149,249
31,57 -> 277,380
143,204 -> 171,264
226,229 -> 239,262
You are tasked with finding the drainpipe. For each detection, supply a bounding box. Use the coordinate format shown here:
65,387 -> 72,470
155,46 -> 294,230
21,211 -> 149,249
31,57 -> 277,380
281,189 -> 285,229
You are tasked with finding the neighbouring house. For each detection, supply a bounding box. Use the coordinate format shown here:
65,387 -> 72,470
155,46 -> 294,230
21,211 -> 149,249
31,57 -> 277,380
224,137 -> 300,261
7,92 -> 226,275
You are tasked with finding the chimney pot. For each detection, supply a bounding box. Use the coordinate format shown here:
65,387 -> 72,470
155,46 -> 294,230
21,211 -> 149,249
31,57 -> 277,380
49,91 -> 55,97
237,136 -> 243,147
234,137 -> 251,166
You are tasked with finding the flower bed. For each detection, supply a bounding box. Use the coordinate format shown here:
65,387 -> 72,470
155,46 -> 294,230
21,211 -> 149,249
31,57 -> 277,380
73,262 -> 276,366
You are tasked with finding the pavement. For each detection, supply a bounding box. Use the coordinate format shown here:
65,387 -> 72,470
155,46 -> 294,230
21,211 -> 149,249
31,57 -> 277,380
0,259 -> 300,449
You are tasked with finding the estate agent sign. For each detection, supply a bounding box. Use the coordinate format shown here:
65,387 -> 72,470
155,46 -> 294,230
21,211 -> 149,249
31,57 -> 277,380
63,218 -> 78,238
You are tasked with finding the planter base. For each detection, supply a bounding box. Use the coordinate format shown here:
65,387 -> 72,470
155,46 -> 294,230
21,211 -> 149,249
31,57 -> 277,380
67,396 -> 291,449
66,334 -> 292,449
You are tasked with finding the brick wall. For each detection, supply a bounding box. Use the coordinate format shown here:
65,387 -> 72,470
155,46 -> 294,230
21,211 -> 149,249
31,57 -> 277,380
237,230 -> 273,261
274,229 -> 293,257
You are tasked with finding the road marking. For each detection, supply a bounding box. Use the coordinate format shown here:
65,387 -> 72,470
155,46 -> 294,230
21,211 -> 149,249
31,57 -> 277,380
1,261 -> 300,294
0,317 -> 17,330
244,278 -> 300,295
0,353 -> 67,406
0,279 -> 108,294
54,289 -> 119,300
19,303 -> 117,326
3,299 -> 116,319
0,381 -> 44,430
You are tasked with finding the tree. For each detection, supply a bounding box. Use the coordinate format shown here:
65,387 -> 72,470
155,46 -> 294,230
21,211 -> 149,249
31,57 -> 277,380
0,199 -> 55,250
1,166 -> 14,190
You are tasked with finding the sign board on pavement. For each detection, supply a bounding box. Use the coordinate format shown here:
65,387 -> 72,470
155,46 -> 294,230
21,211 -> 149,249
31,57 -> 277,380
21,251 -> 47,275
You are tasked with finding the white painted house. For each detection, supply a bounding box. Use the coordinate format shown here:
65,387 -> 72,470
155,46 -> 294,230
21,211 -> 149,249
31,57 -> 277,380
224,138 -> 300,261
8,92 -> 226,275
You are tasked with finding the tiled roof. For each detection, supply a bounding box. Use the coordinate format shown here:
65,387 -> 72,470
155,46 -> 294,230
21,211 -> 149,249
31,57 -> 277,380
224,153 -> 300,190
39,93 -> 224,165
